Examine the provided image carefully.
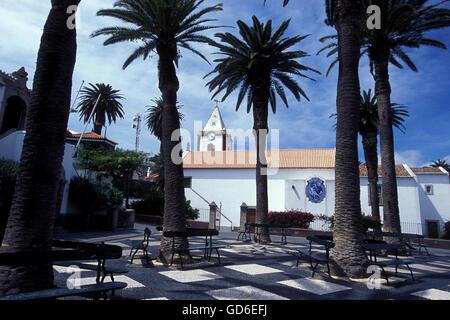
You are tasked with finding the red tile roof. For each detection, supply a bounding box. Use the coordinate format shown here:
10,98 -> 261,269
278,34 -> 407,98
359,165 -> 411,177
183,149 -> 336,169
65,130 -> 118,145
410,167 -> 447,174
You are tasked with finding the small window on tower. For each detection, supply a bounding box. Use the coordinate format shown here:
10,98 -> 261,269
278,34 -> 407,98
207,143 -> 215,151
424,184 -> 433,195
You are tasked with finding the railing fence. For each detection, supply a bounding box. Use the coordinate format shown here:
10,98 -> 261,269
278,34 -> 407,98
308,218 -> 427,236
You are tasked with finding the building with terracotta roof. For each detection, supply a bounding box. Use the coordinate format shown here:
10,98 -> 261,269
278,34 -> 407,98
0,68 -> 123,223
182,107 -> 450,237
65,130 -> 118,149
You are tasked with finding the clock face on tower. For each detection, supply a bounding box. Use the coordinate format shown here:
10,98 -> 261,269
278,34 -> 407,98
207,132 -> 215,141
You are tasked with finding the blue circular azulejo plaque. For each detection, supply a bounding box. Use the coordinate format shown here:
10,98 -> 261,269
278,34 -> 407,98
305,178 -> 326,203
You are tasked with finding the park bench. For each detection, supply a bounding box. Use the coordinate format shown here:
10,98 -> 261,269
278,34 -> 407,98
0,240 -> 128,300
237,223 -> 251,241
163,228 -> 226,269
366,231 -> 431,256
129,227 -> 152,264
363,242 -> 415,285
52,240 -> 128,285
0,282 -> 127,301
247,223 -> 290,244
296,235 -> 334,278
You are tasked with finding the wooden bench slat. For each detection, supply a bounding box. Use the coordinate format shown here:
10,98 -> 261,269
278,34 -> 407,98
0,282 -> 127,300
53,261 -> 128,274
371,259 -> 414,266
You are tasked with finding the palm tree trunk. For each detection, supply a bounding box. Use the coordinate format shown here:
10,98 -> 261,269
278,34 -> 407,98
93,121 -> 103,135
157,44 -> 190,264
0,0 -> 79,296
252,83 -> 271,244
374,54 -> 402,237
362,131 -> 381,231
330,0 -> 369,278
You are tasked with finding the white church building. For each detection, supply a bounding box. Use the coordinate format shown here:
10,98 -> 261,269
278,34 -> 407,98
183,106 -> 450,238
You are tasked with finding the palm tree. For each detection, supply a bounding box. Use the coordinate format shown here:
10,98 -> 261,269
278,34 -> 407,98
91,0 -> 222,264
332,89 -> 409,231
145,97 -> 184,193
0,0 -> 80,296
206,16 -> 319,244
77,83 -> 124,135
145,97 -> 184,142
430,159 -> 450,172
274,0 -> 369,277
326,0 -> 369,278
319,0 -> 450,236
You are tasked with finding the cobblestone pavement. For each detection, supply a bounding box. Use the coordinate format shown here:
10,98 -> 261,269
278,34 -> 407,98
53,223 -> 450,300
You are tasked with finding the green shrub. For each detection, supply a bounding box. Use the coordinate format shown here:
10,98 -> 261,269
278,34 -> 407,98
268,210 -> 315,228
440,221 -> 450,240
69,176 -> 124,212
362,214 -> 382,233
131,192 -> 199,220
185,200 -> 199,220
314,214 -> 334,230
131,190 -> 164,216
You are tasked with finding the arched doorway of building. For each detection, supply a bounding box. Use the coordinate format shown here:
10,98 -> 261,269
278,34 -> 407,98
0,96 -> 27,135
207,143 -> 215,151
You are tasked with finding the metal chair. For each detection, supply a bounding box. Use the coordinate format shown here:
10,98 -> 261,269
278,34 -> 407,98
129,227 -> 152,264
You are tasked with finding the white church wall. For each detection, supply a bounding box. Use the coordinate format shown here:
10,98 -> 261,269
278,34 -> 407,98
360,177 -> 422,233
184,167 -> 337,227
416,174 -> 450,230
184,168 -> 256,227
281,169 -> 335,216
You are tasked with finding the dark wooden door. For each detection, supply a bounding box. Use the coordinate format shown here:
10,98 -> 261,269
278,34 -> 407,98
426,220 -> 439,239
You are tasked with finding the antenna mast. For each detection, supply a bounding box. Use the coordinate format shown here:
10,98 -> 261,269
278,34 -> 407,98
133,114 -> 142,152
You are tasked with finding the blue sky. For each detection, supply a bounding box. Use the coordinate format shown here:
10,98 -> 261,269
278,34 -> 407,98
0,0 -> 449,167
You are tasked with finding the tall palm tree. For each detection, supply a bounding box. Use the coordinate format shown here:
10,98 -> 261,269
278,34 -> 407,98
77,83 -> 124,135
145,97 -> 183,193
430,159 -> 450,172
91,0 -> 222,264
319,0 -> 450,236
332,89 -> 409,230
206,16 -> 320,244
0,0 -> 80,296
275,0 -> 369,277
145,97 -> 183,142
364,0 -> 450,235
327,0 -> 369,277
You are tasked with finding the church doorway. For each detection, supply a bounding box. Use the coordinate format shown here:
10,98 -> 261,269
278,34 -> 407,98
207,143 -> 215,151
0,96 -> 27,134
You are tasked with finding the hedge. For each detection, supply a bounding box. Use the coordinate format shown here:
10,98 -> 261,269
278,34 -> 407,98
267,210 -> 315,229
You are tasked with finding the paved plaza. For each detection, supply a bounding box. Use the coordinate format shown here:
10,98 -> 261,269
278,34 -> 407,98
53,223 -> 450,300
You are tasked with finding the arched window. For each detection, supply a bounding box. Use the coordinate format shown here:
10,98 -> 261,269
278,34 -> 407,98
207,143 -> 215,151
1,96 -> 27,134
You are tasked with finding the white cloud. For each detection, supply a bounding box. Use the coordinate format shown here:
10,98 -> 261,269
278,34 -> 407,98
394,150 -> 425,167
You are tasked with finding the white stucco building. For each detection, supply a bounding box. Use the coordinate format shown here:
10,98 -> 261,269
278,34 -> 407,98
0,67 -> 118,220
183,107 -> 450,238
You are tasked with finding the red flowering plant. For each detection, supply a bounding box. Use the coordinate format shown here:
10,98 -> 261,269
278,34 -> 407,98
267,210 -> 315,229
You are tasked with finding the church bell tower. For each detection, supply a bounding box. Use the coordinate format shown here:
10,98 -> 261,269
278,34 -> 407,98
197,103 -> 232,152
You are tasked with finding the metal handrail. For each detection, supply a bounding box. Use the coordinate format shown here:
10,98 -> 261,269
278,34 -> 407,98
189,187 -> 233,229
